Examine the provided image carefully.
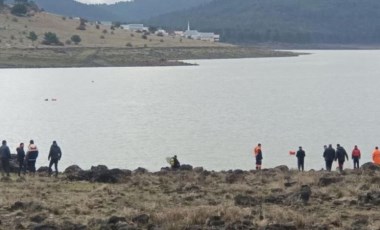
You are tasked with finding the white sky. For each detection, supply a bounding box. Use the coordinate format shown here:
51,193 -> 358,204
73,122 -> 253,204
75,0 -> 130,4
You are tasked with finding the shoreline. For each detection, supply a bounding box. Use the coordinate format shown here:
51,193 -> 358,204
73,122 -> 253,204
0,46 -> 301,69
0,162 -> 379,229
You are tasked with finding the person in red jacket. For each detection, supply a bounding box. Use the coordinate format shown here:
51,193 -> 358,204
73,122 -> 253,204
351,145 -> 361,169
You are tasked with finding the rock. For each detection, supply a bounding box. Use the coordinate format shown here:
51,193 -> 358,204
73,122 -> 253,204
0,176 -> 12,182
33,224 -> 59,230
206,216 -> 224,227
361,162 -> 380,171
284,182 -> 297,187
64,165 -> 83,174
160,167 -> 171,172
30,214 -> 47,223
133,167 -> 148,174
351,215 -> 369,230
318,175 -> 343,186
193,167 -> 204,173
61,221 -> 87,230
265,223 -> 297,230
37,167 -> 50,173
234,194 -> 258,207
225,173 -> 243,184
179,164 -> 193,171
299,185 -> 312,204
358,191 -> 380,205
274,165 -> 289,172
264,194 -> 287,204
108,216 -> 127,224
132,214 -> 149,225
91,165 -> 108,172
10,201 -> 26,211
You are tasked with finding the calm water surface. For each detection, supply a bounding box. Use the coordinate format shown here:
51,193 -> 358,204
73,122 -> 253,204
0,50 -> 379,171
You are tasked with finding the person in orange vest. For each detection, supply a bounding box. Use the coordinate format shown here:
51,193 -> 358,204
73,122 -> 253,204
253,143 -> 263,170
351,145 -> 361,169
372,146 -> 380,165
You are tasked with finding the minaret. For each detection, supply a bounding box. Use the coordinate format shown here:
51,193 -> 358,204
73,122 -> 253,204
187,21 -> 190,31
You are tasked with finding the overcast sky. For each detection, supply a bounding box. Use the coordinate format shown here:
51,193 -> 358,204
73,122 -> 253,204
75,0 -> 129,4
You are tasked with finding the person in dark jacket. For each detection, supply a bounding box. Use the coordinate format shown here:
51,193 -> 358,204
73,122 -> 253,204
323,144 -> 336,172
48,141 -> 62,177
16,143 -> 26,176
26,140 -> 39,175
335,144 -> 348,172
351,145 -> 361,169
296,146 -> 306,171
170,155 -> 180,170
0,140 -> 11,177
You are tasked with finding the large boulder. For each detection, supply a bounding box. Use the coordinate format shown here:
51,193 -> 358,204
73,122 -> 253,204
64,165 -> 83,174
361,162 -> 380,171
179,164 -> 193,171
274,165 -> 289,172
299,185 -> 312,204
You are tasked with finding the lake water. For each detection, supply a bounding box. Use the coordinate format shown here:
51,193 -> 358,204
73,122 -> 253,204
0,50 -> 380,171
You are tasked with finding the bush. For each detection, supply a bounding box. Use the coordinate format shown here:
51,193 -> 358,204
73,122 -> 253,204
27,31 -> 37,42
42,32 -> 63,46
62,16 -> 66,20
102,29 -> 107,34
130,33 -> 134,37
11,4 -> 28,16
142,34 -> 148,40
95,24 -> 100,29
126,42 -> 132,47
100,35 -> 105,39
70,35 -> 81,45
76,18 -> 86,30
12,17 -> 18,22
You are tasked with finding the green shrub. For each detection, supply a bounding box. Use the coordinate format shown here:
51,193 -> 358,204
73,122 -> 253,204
11,4 -> 28,16
27,31 -> 37,42
42,32 -> 63,45
70,35 -> 81,45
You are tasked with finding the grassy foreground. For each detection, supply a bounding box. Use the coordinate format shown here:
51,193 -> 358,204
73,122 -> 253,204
1,165 -> 380,230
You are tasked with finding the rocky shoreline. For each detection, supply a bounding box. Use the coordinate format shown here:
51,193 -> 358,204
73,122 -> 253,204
0,47 -> 300,68
1,157 -> 380,229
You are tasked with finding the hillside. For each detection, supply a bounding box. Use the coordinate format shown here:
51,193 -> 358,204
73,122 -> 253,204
0,10 -> 222,49
31,0 -> 213,22
146,0 -> 380,45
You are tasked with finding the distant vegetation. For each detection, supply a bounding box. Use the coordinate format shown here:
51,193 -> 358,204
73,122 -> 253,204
147,0 -> 380,45
42,32 -> 63,46
30,0 -> 213,22
70,34 -> 81,45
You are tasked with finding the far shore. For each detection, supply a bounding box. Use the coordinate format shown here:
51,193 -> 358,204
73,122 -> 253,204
0,46 -> 301,68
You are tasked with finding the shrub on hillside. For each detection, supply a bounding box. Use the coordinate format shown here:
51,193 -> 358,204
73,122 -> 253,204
76,18 -> 86,30
126,42 -> 132,47
71,35 -> 81,45
142,34 -> 148,40
11,4 -> 28,16
95,24 -> 100,29
102,29 -> 107,34
42,32 -> 63,46
27,31 -> 37,42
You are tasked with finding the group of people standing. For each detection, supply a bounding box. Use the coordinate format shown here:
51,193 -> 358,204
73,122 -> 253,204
253,143 -> 380,172
0,140 -> 62,177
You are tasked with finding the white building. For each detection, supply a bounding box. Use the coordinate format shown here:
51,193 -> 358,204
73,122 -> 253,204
155,29 -> 168,36
121,24 -> 149,32
183,22 -> 219,42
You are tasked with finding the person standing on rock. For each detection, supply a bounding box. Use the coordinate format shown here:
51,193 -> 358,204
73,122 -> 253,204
26,140 -> 39,175
372,147 -> 380,165
296,146 -> 306,171
16,143 -> 26,176
335,144 -> 348,172
351,145 -> 361,169
254,143 -> 263,170
170,155 -> 180,170
0,140 -> 11,177
323,144 -> 335,172
48,141 -> 62,177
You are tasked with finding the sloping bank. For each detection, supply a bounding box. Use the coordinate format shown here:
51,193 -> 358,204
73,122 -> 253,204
0,46 -> 300,68
1,160 -> 380,229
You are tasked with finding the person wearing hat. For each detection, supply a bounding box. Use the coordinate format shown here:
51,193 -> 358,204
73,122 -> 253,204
48,141 -> 62,177
296,146 -> 306,171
